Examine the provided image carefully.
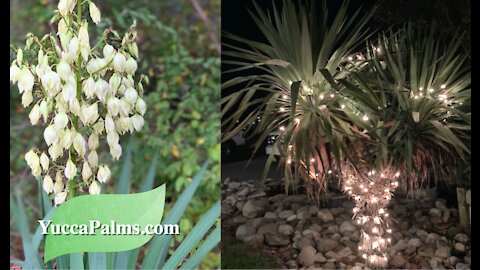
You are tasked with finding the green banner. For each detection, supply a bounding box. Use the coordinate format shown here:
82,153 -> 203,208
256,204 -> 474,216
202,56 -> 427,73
44,185 -> 166,262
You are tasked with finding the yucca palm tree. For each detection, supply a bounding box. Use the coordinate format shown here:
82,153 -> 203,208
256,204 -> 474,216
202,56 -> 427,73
221,0 -> 376,202
333,24 -> 471,194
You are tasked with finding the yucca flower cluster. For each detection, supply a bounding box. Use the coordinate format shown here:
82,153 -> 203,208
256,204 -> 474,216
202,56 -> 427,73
10,0 -> 147,206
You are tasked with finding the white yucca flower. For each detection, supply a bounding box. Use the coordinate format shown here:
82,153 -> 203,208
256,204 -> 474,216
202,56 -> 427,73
43,175 -> 54,194
82,161 -> 93,181
136,98 -> 147,116
11,0 -> 146,202
54,191 -> 68,206
88,150 -> 99,168
112,53 -> 126,72
65,159 -> 77,179
40,152 -> 50,172
29,104 -> 41,125
89,180 -> 101,194
88,133 -> 99,150
18,68 -> 34,94
97,165 -> 111,183
89,2 -> 101,24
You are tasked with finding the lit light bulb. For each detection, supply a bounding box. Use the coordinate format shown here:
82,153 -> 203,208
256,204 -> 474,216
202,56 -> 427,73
282,94 -> 287,99
376,47 -> 381,53
288,80 -> 292,85
310,158 -> 315,163
419,87 -> 424,91
380,173 -> 385,178
330,94 -> 334,98
295,117 -> 300,123
348,56 -> 353,61
287,159 -> 292,164
288,145 -> 293,149
362,254 -> 367,259
364,188 -> 368,192
363,115 -> 369,121
320,94 -> 324,100
441,84 -> 446,89
387,238 -> 391,243
385,213 -> 389,217
395,172 -> 400,177
279,107 -> 285,112
340,104 -> 345,109
328,170 -> 332,174
387,229 -> 392,233
279,126 -> 285,131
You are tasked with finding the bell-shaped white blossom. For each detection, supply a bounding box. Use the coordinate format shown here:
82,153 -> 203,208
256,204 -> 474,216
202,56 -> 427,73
107,97 -> 120,116
61,128 -> 73,149
89,180 -> 101,194
44,125 -> 59,146
56,61 -> 72,81
135,98 -> 146,116
80,103 -> 98,126
82,161 -> 93,181
18,68 -> 34,94
131,114 -> 144,131
78,24 -> 90,61
125,57 -> 138,75
94,79 -> 109,103
109,73 -> 122,95
48,142 -> 63,161
40,152 -> 50,172
25,150 -> 41,177
29,104 -> 41,125
58,0 -> 76,16
106,131 -> 119,147
68,37 -> 80,57
69,98 -> 81,116
119,98 -> 132,116
39,100 -> 49,122
54,192 -> 68,206
89,2 -> 101,24
93,119 -> 105,135
43,175 -> 54,194
54,112 -> 69,130
41,70 -> 62,98
103,44 -> 115,61
112,53 -> 126,72
62,83 -> 77,103
10,63 -> 20,83
97,165 -> 111,183
105,115 -> 115,133
88,150 -> 98,168
110,143 -> 122,160
22,91 -> 33,108
58,19 -> 68,35
65,159 -> 77,179
73,133 -> 87,157
53,174 -> 64,194
82,77 -> 96,98
88,133 -> 99,150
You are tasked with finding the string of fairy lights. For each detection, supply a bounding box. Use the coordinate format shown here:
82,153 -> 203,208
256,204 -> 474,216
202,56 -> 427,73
261,44 -> 463,267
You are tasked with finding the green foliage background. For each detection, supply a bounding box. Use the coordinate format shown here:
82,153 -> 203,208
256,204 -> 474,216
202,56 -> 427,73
10,0 -> 220,268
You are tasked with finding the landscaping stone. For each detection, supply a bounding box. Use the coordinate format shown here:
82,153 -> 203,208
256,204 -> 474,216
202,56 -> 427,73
339,220 -> 356,233
257,223 -> 279,236
454,242 -> 466,252
236,224 -> 256,242
408,238 -> 423,248
454,233 -> 469,244
315,252 -> 326,263
279,224 -> 294,236
429,208 -> 442,217
316,238 -> 339,253
265,232 -> 290,246
264,211 -> 278,219
391,254 -> 406,268
279,210 -> 295,219
435,246 -> 451,259
242,200 -> 265,218
298,246 -> 316,267
456,262 -> 470,269
317,209 -> 335,223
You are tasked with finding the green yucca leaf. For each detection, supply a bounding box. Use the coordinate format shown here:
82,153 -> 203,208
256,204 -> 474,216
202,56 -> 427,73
162,201 -> 220,269
180,226 -> 220,270
117,136 -> 134,194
